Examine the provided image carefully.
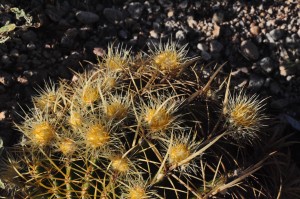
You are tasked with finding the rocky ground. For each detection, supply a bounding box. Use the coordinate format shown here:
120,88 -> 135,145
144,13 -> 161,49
0,0 -> 299,165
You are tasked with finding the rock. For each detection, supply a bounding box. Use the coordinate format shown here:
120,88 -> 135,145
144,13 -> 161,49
240,40 -> 259,60
212,23 -> 221,38
201,51 -> 211,61
248,74 -> 265,91
210,40 -> 223,53
149,30 -> 158,38
118,29 -> 129,40
187,16 -> 197,29
212,12 -> 224,24
175,30 -> 185,40
250,25 -> 260,36
266,33 -> 275,43
269,81 -> 282,95
45,6 -> 62,22
61,28 -> 78,48
279,65 -> 296,76
127,2 -> 144,19
269,28 -> 285,41
103,8 -> 123,23
178,1 -> 188,9
76,11 -> 99,24
197,43 -> 208,51
0,72 -> 14,87
27,42 -> 36,50
259,57 -> 274,73
21,30 -> 37,42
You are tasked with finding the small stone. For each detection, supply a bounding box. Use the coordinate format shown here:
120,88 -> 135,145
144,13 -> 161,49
178,0 -> 188,9
279,65 -> 296,76
149,30 -> 158,38
76,11 -> 99,24
175,30 -> 185,40
93,47 -> 105,57
167,10 -> 174,18
103,8 -> 123,23
266,33 -> 275,43
250,25 -> 260,36
21,30 -> 37,42
269,81 -> 281,95
127,2 -> 144,19
240,40 -> 259,60
197,43 -> 208,51
259,57 -> 274,73
212,23 -> 221,38
201,51 -> 211,61
248,74 -> 265,91
118,29 -> 129,40
212,12 -> 224,24
0,111 -> 6,121
27,42 -> 36,50
17,76 -> 28,85
269,28 -> 285,41
210,40 -> 223,53
187,16 -> 197,29
45,6 -> 62,22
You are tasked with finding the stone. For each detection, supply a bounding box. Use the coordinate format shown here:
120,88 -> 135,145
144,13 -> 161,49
21,30 -> 37,42
240,40 -> 259,60
212,12 -> 224,24
250,25 -> 260,36
266,33 -> 275,43
269,28 -> 285,41
259,57 -> 274,73
197,43 -> 208,51
127,2 -> 144,19
149,30 -> 158,38
175,30 -> 185,40
201,51 -> 211,61
210,40 -> 223,53
118,29 -> 129,40
248,74 -> 265,91
212,23 -> 221,38
76,11 -> 99,24
103,8 -> 123,23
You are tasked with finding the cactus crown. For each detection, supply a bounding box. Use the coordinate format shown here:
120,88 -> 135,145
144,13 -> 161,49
0,41 -> 279,199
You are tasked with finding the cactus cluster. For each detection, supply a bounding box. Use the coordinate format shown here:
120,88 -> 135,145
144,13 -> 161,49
0,42 -> 280,198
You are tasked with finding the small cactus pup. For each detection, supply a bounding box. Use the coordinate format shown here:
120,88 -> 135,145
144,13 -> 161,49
0,41 -> 280,199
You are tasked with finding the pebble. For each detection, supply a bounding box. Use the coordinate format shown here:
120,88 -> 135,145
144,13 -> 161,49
175,30 -> 185,41
250,25 -> 260,36
118,29 -> 129,40
240,40 -> 259,60
212,24 -> 221,38
269,29 -> 285,41
76,11 -> 99,24
103,8 -> 123,24
201,51 -> 211,61
21,30 -> 37,42
212,12 -> 224,24
210,40 -> 223,53
27,42 -> 36,50
197,43 -> 208,51
248,74 -> 265,91
259,57 -> 274,73
127,2 -> 144,19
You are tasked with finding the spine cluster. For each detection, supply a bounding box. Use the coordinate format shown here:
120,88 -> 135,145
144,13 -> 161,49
0,42 -> 271,198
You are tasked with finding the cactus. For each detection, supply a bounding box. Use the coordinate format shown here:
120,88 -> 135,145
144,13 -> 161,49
0,42 -> 288,198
